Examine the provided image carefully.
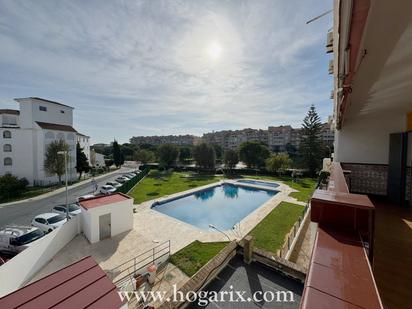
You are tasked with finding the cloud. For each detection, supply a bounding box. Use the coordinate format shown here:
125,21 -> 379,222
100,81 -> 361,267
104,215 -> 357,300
0,0 -> 333,143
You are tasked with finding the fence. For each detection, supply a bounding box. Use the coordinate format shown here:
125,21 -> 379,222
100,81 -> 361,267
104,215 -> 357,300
278,203 -> 310,259
108,240 -> 171,288
116,167 -> 150,194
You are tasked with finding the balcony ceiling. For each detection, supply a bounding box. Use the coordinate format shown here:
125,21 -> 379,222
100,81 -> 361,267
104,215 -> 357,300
346,0 -> 412,119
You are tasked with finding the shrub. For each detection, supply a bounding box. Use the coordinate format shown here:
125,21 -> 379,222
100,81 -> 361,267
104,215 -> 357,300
0,173 -> 29,200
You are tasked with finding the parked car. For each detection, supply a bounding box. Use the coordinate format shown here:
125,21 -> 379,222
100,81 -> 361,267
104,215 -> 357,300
115,176 -> 129,183
77,194 -> 96,202
100,185 -> 116,195
126,173 -> 137,178
106,181 -> 122,188
52,203 -> 81,217
0,226 -> 44,254
133,170 -> 141,174
31,213 -> 67,233
122,174 -> 133,179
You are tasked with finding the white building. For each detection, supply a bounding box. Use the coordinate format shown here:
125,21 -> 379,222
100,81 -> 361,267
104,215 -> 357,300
76,133 -> 90,161
0,97 -> 88,186
90,149 -> 105,167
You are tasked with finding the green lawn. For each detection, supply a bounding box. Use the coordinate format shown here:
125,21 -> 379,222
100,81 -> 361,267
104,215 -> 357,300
170,241 -> 228,277
129,170 -> 221,204
249,202 -> 305,254
242,175 -> 317,202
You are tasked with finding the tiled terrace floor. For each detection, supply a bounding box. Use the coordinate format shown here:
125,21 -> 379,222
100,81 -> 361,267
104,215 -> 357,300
372,197 -> 412,309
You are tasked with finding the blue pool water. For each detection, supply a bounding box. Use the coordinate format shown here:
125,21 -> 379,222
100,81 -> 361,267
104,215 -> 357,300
152,184 -> 277,230
237,179 -> 279,188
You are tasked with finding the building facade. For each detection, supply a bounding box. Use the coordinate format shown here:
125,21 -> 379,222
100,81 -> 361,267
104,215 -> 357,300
203,124 -> 333,152
130,134 -> 200,146
0,97 -> 88,185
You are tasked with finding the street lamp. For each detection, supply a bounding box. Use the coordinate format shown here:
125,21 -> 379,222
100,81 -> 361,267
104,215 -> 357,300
57,150 -> 69,220
208,224 -> 231,241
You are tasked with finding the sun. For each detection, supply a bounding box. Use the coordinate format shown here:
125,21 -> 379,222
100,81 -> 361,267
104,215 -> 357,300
207,41 -> 222,60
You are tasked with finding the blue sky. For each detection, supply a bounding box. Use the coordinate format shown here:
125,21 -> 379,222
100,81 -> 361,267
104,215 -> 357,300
0,0 -> 333,144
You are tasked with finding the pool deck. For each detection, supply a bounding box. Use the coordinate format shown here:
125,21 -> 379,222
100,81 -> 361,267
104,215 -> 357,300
31,179 -> 305,285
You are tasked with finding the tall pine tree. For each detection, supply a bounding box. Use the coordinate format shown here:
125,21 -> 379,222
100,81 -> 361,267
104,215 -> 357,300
113,140 -> 123,168
76,142 -> 90,179
299,105 -> 323,176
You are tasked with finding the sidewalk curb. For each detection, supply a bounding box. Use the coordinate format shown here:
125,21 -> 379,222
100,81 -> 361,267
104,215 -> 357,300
0,169 -> 122,208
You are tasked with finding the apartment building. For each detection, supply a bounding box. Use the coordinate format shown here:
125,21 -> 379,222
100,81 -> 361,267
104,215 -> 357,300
301,1 -> 412,308
0,97 -> 89,185
203,124 -> 333,152
130,134 -> 199,146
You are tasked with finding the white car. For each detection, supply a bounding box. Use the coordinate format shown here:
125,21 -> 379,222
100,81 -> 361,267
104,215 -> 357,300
100,185 -> 116,195
122,174 -> 133,179
52,203 -> 81,217
106,181 -> 122,188
0,226 -> 44,254
77,194 -> 96,202
115,176 -> 129,183
31,213 -> 67,233
126,173 -> 137,178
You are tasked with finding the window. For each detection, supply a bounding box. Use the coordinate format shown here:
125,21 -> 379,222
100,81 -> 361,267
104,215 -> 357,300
39,106 -> 47,112
35,218 -> 47,224
3,144 -> 11,152
3,130 -> 11,138
60,110 -> 65,114
4,157 -> 12,166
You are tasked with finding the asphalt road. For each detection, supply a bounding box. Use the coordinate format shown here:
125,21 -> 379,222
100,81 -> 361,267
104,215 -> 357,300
0,167 -> 135,228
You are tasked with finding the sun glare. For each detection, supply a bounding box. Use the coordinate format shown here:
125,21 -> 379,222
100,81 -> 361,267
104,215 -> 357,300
207,41 -> 222,60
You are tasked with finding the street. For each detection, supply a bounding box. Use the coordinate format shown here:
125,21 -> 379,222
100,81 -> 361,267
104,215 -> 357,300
0,167 -> 134,228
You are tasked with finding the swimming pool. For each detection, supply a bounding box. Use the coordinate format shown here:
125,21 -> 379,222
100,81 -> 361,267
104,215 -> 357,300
152,184 -> 277,230
237,179 -> 279,188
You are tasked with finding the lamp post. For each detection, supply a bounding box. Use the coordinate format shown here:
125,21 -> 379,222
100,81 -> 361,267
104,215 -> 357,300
57,150 -> 69,220
209,224 -> 231,241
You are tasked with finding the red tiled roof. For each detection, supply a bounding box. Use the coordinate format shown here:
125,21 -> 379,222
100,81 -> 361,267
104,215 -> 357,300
0,109 -> 19,115
0,256 -> 123,309
35,121 -> 77,133
80,193 -> 131,210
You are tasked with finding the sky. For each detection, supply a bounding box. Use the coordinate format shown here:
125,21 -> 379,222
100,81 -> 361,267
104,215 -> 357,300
0,0 -> 333,144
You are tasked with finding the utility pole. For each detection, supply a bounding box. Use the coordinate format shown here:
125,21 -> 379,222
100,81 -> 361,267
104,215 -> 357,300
58,151 -> 69,220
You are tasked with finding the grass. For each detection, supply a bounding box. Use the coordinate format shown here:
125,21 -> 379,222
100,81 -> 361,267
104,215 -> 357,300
241,175 -> 317,202
248,202 -> 305,254
129,170 -> 221,204
170,241 -> 228,277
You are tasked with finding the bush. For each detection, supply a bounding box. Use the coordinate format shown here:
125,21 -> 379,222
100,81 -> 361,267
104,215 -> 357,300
116,168 -> 150,194
0,173 -> 29,200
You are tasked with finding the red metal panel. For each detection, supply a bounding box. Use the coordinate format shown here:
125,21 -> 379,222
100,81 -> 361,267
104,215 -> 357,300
0,256 -> 122,309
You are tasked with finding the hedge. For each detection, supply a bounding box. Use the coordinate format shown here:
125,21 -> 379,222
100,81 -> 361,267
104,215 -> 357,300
116,167 -> 150,194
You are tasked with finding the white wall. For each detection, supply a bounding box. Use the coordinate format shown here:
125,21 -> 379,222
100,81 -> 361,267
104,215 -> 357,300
81,200 -> 133,243
335,113 -> 407,164
0,216 -> 80,297
17,98 -> 73,128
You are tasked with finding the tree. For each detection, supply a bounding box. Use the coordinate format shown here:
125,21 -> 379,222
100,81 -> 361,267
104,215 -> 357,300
238,141 -> 270,168
223,149 -> 239,170
299,105 -> 324,176
76,142 -> 90,179
134,149 -> 155,164
157,144 -> 179,168
112,140 -> 123,167
44,139 -> 70,183
179,146 -> 191,164
266,153 -> 292,175
193,143 -> 216,169
212,144 -> 223,160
